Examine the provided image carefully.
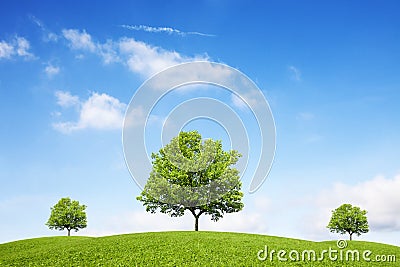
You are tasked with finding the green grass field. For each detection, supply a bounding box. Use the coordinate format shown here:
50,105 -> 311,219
0,231 -> 399,266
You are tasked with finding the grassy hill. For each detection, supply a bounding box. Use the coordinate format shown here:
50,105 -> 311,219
0,231 -> 399,266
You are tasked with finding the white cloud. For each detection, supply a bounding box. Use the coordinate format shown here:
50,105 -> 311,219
44,64 -> 60,77
119,37 -> 207,77
231,94 -> 247,109
0,36 -> 34,60
61,28 -> 208,77
120,24 -> 215,37
55,91 -> 80,108
147,61 -> 234,93
230,89 -> 263,110
79,92 -> 126,129
51,111 -> 61,117
62,29 -> 96,52
303,174 -> 400,240
289,65 -> 301,81
0,41 -> 14,59
98,40 -> 120,64
62,29 -> 119,64
75,54 -> 84,60
53,91 -> 127,133
15,37 -> 34,58
47,32 -> 59,42
123,106 -> 146,128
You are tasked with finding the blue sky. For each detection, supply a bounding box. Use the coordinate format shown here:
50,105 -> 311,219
1,0 -> 400,246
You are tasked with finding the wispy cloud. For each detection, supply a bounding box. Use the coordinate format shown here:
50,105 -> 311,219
231,94 -> 247,110
53,91 -> 127,133
289,65 -> 301,81
0,36 -> 35,60
55,91 -> 79,108
296,112 -> 315,121
120,24 -> 215,37
44,64 -> 60,77
29,15 -> 58,42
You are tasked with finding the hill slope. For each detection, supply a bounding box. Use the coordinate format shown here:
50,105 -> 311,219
0,231 -> 398,266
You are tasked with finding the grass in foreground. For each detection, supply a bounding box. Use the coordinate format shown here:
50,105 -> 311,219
0,231 -> 399,266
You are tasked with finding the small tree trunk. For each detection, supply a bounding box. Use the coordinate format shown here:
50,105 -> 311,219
195,216 -> 199,231
188,208 -> 202,231
68,229 -> 71,236
349,233 -> 352,241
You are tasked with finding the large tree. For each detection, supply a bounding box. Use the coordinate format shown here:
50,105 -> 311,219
327,203 -> 369,241
137,131 -> 244,231
46,197 -> 87,236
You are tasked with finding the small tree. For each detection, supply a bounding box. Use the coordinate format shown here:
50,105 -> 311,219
137,131 -> 244,231
327,203 -> 369,241
46,197 -> 87,236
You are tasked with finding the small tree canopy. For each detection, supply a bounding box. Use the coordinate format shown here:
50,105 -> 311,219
137,130 -> 244,231
46,197 -> 87,236
327,203 -> 369,241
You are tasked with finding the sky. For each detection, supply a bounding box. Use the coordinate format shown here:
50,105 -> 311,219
1,0 -> 400,246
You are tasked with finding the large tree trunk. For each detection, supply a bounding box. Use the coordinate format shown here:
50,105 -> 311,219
349,233 -> 353,241
68,229 -> 71,236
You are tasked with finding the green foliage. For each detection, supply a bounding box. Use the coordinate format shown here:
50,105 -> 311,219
46,197 -> 87,236
327,204 -> 369,240
137,131 -> 244,231
0,232 -> 398,266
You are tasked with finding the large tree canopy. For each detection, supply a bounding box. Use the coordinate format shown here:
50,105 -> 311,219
137,131 -> 244,231
46,197 -> 87,236
327,203 -> 369,241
